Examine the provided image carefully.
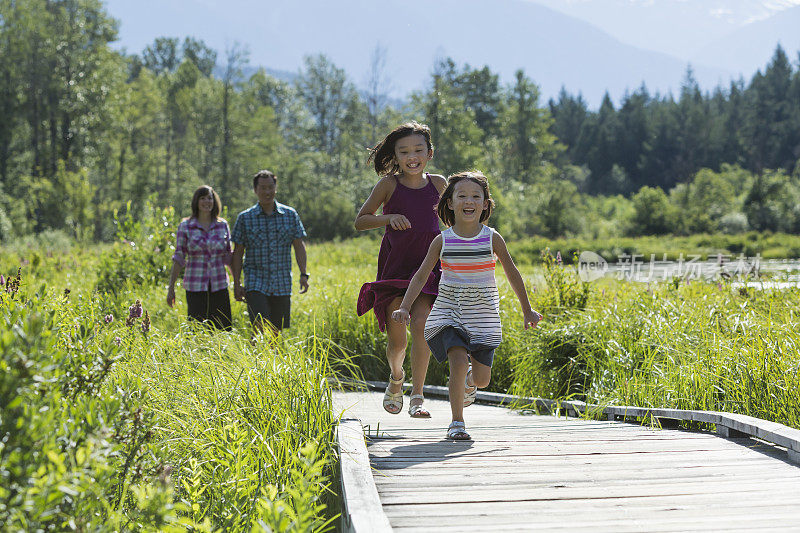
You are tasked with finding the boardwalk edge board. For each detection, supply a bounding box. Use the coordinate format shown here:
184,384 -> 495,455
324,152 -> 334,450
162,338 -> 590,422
335,418 -> 393,533
353,380 -> 800,463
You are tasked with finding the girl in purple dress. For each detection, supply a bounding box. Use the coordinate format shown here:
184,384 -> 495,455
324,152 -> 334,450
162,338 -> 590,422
356,122 -> 446,417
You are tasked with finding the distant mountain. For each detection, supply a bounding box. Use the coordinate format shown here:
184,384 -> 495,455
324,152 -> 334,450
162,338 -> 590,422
528,0 -> 800,80
105,0 -> 734,107
693,5 -> 800,75
530,0 -> 800,60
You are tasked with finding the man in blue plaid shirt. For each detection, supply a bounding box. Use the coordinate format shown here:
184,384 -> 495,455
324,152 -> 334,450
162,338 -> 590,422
232,169 -> 309,332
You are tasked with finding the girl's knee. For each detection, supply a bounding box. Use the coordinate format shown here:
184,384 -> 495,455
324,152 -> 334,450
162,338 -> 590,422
471,363 -> 491,388
473,373 -> 491,388
385,329 -> 407,353
409,314 -> 427,336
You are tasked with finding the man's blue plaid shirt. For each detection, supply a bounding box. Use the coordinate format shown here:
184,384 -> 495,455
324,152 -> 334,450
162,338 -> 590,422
232,201 -> 307,296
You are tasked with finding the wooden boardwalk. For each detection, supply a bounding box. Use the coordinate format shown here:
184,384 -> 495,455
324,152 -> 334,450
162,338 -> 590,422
334,390 -> 800,532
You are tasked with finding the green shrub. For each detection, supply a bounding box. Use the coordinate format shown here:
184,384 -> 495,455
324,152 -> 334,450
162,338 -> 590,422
96,203 -> 177,295
0,277 -> 178,530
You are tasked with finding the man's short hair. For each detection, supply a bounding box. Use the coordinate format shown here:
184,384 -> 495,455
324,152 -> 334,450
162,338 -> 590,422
253,170 -> 277,188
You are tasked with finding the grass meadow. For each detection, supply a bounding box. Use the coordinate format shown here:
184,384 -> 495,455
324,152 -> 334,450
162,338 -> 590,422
2,224 -> 799,530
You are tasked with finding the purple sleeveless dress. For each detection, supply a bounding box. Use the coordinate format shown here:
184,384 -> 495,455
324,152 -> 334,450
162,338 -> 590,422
357,174 -> 441,331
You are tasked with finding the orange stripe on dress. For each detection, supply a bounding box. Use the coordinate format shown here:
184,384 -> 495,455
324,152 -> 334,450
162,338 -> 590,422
441,260 -> 496,272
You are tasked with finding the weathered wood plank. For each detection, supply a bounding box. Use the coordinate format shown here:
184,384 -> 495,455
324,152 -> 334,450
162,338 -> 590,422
375,478 -> 800,505
373,468 -> 800,489
383,496 -> 800,517
336,419 -> 392,533
370,459 -> 784,479
369,450 -> 786,468
389,510 -> 800,532
369,438 -> 752,454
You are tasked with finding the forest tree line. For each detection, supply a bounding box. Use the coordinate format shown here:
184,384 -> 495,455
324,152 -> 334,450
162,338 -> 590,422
1,0 -> 800,244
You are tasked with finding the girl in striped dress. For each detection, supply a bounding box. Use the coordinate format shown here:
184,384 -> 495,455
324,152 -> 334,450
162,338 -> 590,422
392,171 -> 542,440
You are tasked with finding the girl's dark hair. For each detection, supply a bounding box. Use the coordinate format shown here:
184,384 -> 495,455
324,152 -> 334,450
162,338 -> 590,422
368,121 -> 434,177
191,185 -> 222,220
437,171 -> 495,227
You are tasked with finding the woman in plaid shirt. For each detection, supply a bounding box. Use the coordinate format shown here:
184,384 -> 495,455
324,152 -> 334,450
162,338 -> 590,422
167,185 -> 233,330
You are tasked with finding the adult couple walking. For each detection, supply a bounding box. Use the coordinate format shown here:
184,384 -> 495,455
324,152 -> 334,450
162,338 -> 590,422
167,170 -> 308,334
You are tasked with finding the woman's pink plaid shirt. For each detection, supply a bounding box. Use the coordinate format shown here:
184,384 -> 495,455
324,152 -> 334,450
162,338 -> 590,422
172,218 -> 232,292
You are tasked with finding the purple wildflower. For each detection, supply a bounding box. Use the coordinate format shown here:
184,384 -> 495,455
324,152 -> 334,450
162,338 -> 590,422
114,336 -> 122,346
0,274 -> 4,287
141,310 -> 150,334
556,251 -> 563,265
5,268 -> 20,296
104,314 -> 114,324
129,300 -> 143,319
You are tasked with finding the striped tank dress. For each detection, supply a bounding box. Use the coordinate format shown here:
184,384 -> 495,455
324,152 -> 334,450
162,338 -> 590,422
424,225 -> 503,358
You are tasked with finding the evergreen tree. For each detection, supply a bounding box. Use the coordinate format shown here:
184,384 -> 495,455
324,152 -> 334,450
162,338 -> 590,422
581,93 -> 619,194
741,46 -> 795,173
548,88 -> 589,163
615,85 -> 652,192
498,69 -> 561,183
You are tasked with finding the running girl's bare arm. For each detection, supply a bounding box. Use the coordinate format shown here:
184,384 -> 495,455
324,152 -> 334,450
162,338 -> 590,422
392,235 -> 444,325
354,177 -> 410,231
493,231 -> 542,329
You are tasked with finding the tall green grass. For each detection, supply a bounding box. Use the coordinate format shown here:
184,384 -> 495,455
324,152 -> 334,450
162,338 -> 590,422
1,265 -> 338,530
509,275 -> 800,429
112,324 -> 337,531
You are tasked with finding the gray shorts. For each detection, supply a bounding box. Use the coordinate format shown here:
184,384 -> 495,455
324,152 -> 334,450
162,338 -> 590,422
426,326 -> 496,367
246,291 -> 291,330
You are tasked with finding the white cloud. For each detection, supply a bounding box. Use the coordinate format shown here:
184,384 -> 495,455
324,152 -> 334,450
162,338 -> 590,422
709,8 -> 733,19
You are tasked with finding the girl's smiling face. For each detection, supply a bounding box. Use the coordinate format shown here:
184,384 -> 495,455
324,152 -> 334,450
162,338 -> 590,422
393,133 -> 432,175
448,179 -> 488,223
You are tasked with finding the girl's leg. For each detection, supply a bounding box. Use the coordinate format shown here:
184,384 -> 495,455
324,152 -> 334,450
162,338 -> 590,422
470,360 -> 492,389
384,297 -> 409,397
447,346 -> 470,422
407,293 -> 434,411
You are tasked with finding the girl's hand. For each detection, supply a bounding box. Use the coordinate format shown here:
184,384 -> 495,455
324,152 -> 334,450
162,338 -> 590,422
388,214 -> 411,230
166,286 -> 176,307
523,309 -> 542,329
391,307 -> 411,325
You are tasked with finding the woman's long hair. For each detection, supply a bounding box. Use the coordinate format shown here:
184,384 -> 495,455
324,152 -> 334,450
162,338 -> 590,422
190,185 -> 222,220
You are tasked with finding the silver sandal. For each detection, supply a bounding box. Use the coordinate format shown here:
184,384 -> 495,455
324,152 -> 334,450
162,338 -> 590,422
447,421 -> 471,440
464,367 -> 477,407
407,394 -> 431,418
